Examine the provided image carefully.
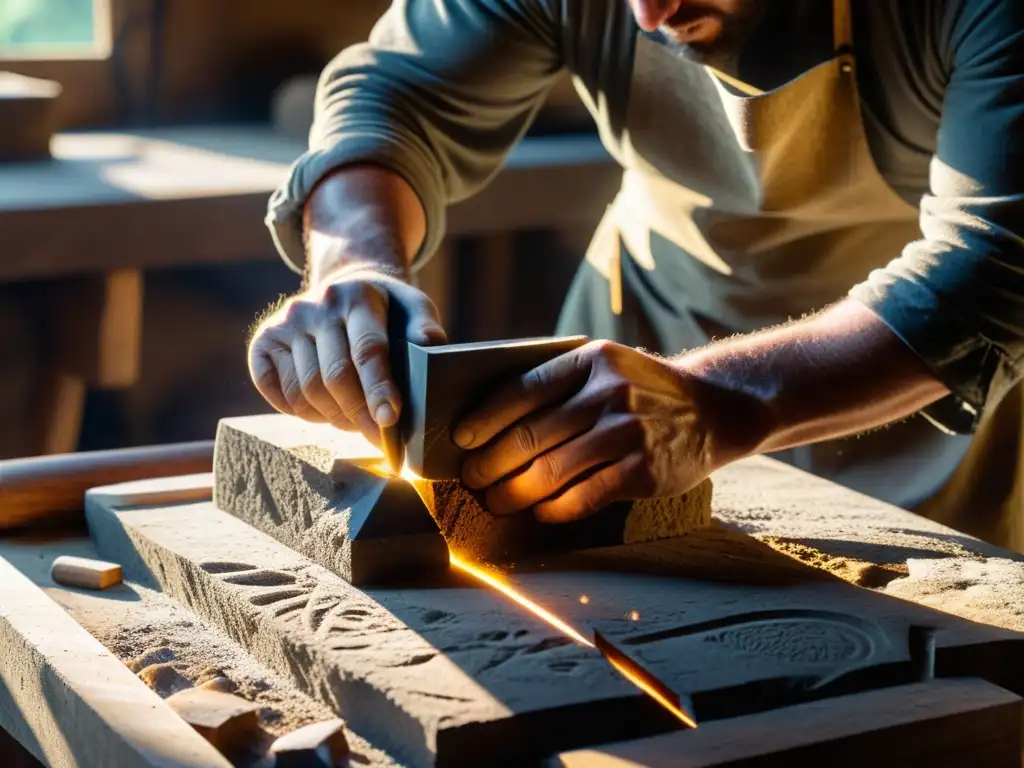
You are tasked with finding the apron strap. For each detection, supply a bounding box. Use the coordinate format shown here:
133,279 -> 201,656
833,0 -> 853,52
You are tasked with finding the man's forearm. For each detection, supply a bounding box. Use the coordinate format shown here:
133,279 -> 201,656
303,164 -> 427,287
676,300 -> 951,468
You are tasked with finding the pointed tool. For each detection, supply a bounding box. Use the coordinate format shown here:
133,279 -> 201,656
381,297 -> 409,475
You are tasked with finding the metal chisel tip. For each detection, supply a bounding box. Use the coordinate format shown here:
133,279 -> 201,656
381,423 -> 405,475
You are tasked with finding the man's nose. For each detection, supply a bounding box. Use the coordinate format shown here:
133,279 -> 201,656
628,0 -> 681,31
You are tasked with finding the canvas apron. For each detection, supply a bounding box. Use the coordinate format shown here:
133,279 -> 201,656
556,0 -> 1023,539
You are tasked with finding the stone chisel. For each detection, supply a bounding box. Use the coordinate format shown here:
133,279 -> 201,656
381,297 -> 410,474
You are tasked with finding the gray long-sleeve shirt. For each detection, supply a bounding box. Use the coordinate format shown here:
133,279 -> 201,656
267,0 -> 1024,433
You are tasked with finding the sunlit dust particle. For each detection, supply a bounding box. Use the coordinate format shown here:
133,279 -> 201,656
629,610 -> 640,621
579,595 -> 590,605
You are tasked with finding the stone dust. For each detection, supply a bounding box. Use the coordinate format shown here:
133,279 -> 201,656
759,537 -> 909,588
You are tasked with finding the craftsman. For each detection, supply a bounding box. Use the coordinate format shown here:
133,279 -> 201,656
249,1 -> 1024,545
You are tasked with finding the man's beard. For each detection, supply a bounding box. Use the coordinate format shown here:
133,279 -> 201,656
647,1 -> 765,71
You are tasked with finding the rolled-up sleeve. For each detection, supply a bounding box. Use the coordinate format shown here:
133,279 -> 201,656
266,0 -> 564,275
849,0 -> 1024,433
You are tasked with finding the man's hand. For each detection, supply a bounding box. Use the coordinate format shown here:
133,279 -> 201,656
454,340 -> 732,523
248,265 -> 446,444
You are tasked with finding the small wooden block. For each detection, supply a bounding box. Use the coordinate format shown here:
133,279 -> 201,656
166,688 -> 262,755
401,335 -> 588,479
50,554 -> 122,590
269,718 -> 349,767
0,72 -> 61,161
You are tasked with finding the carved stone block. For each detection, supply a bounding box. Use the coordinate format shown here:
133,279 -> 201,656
88,480 -> 1024,766
213,414 -> 713,575
213,415 -> 449,585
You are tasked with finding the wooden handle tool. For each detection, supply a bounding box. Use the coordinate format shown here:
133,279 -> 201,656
0,440 -> 214,530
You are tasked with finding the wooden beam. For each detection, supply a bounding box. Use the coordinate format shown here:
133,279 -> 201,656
0,440 -> 214,530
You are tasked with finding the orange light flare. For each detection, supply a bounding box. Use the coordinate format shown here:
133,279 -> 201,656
389,456 -> 697,730
448,553 -> 595,648
601,646 -> 698,729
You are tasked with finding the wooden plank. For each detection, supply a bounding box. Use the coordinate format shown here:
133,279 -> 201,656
0,555 -> 232,767
0,441 -> 214,530
557,678 -> 1022,767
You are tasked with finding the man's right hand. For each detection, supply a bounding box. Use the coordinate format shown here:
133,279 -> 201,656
247,264 -> 447,444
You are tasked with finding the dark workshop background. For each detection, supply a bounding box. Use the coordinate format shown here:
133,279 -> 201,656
0,0 -> 606,456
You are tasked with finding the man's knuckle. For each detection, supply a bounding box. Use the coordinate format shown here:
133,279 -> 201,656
511,423 -> 539,456
285,298 -> 313,323
350,335 -> 388,368
365,380 -> 394,402
321,359 -> 355,388
521,367 -> 550,394
535,451 -> 562,485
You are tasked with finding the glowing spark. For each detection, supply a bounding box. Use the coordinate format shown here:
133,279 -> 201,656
448,553 -> 594,648
579,595 -> 590,605
629,610 -> 640,621
603,652 -> 697,729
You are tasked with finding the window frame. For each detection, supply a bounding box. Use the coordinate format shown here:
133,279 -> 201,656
0,0 -> 123,128
0,0 -> 113,62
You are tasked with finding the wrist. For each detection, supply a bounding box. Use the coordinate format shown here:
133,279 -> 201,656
672,350 -> 778,471
306,229 -> 411,290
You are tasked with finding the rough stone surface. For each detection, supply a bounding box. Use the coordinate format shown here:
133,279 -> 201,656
87,495 -> 665,768
215,414 -> 713,570
89,477 -> 1024,764
0,554 -> 233,767
884,558 -> 1024,632
213,415 -> 449,584
0,529 -> 397,767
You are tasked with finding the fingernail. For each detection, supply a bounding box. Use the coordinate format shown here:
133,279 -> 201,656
375,402 -> 397,426
453,425 -> 474,449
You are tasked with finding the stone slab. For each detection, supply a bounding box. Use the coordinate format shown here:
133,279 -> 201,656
0,528 -> 398,768
213,414 -> 712,574
90,478 -> 1024,762
0,554 -> 233,768
557,678 -> 1022,767
86,495 -> 670,768
213,416 -> 450,585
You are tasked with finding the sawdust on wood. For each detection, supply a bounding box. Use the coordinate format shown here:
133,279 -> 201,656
759,537 -> 909,588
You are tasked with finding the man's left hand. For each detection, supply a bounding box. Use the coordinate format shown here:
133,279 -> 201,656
453,340 -> 720,523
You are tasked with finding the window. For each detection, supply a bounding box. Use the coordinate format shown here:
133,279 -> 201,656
0,0 -> 110,59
